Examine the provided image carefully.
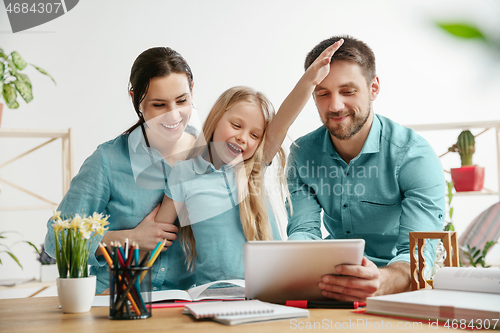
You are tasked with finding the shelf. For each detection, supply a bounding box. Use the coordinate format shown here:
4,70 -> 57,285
404,121 -> 500,200
0,128 -> 71,138
0,128 -> 74,211
405,121 -> 500,132
454,191 -> 500,197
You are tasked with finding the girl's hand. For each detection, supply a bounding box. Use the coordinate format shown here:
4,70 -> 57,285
304,38 -> 344,86
131,204 -> 178,252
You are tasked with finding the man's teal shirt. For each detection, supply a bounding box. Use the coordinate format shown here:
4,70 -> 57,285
286,114 -> 445,267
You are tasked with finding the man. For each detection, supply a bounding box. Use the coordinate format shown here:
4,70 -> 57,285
286,36 -> 445,301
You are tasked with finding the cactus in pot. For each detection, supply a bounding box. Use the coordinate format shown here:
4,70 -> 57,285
448,130 -> 484,192
453,130 -> 475,166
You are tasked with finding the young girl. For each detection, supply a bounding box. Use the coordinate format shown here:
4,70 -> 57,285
157,39 -> 344,285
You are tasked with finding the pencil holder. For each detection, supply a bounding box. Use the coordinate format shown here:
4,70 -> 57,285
109,266 -> 152,320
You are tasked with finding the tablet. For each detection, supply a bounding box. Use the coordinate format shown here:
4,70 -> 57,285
245,239 -> 365,304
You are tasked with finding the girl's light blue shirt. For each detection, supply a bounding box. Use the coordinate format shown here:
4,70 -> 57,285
165,155 -> 282,286
44,128 -> 195,293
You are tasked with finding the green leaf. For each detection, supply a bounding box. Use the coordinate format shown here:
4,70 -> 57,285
444,222 -> 455,231
483,240 -> 497,255
11,51 -> 27,70
449,207 -> 454,219
30,64 -> 56,85
437,23 -> 486,40
16,72 -> 31,88
24,241 -> 40,255
3,83 -> 19,109
13,78 -> 33,103
0,230 -> 21,237
6,59 -> 17,75
0,62 -> 4,93
472,248 -> 481,259
6,251 -> 22,269
478,259 -> 486,267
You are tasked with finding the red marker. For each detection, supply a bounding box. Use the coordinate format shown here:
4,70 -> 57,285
286,300 -> 366,309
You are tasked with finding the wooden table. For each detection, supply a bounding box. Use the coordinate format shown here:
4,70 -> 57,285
0,297 -> 454,333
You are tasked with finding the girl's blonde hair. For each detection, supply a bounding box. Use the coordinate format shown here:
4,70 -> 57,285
181,86 -> 288,269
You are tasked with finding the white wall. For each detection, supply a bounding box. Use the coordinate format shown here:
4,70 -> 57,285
1,0 -> 499,280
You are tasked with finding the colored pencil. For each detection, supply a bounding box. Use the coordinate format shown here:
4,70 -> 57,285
100,242 -> 141,315
124,238 -> 129,260
139,239 -> 166,283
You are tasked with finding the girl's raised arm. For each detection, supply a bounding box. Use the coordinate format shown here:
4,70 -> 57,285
263,39 -> 344,165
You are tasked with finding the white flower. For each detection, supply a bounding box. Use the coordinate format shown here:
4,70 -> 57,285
93,223 -> 108,236
97,214 -> 110,228
61,219 -> 70,228
89,212 -> 103,223
69,214 -> 82,232
79,221 -> 94,239
51,210 -> 62,221
53,211 -> 112,278
51,219 -> 66,233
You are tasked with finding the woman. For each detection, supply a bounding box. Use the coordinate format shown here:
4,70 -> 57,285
44,47 -> 198,293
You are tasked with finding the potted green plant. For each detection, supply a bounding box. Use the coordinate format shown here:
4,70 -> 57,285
50,211 -> 109,313
0,47 -> 55,126
448,130 -> 484,192
462,240 -> 497,268
0,231 -> 39,269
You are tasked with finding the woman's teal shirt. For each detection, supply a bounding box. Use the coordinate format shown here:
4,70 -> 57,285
44,128 -> 195,293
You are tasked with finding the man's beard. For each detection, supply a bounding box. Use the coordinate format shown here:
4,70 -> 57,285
323,103 -> 371,140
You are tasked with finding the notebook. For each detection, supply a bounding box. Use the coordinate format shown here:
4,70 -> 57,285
183,300 -> 310,325
213,302 -> 310,325
184,299 -> 273,319
245,239 -> 365,304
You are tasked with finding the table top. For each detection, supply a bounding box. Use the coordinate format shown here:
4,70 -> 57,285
0,296 -> 456,333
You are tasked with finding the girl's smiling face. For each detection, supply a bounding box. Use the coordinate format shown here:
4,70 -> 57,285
211,101 -> 265,167
140,73 -> 193,143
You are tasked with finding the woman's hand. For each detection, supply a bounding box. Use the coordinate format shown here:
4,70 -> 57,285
98,203 -> 178,258
131,204 -> 178,252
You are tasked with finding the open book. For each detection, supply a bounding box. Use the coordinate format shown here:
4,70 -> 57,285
92,279 -> 244,307
366,267 -> 500,325
152,279 -> 245,302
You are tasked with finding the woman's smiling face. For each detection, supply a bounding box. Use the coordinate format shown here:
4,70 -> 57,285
140,73 -> 193,143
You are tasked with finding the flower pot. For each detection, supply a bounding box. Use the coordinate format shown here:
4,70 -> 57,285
57,275 -> 96,313
40,264 -> 59,282
450,165 -> 485,192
